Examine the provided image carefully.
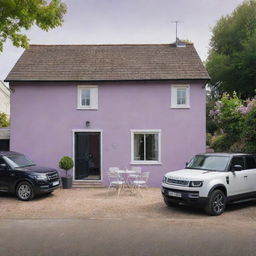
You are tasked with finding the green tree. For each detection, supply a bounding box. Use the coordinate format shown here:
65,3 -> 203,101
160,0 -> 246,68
0,112 -> 10,127
206,0 -> 256,98
0,0 -> 67,51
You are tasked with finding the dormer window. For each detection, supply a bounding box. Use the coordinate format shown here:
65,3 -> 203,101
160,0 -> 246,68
77,85 -> 98,110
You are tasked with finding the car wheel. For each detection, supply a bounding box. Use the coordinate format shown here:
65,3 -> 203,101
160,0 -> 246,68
16,181 -> 34,201
205,189 -> 226,216
164,198 -> 179,207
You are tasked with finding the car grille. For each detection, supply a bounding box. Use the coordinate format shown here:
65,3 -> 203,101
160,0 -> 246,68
166,178 -> 189,186
47,172 -> 59,181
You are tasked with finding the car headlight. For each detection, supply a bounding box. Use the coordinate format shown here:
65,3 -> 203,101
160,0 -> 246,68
162,176 -> 167,183
190,181 -> 203,187
34,174 -> 48,181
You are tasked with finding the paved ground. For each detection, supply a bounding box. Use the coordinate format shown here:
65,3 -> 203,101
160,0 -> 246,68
1,188 -> 256,221
0,188 -> 256,256
0,218 -> 256,256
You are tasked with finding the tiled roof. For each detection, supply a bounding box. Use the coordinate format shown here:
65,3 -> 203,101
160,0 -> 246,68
5,44 -> 210,81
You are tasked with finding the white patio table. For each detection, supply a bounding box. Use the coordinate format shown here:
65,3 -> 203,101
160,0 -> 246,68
115,169 -> 138,186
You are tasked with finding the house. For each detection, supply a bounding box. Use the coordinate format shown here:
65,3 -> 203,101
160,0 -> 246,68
5,43 -> 209,187
0,81 -> 10,117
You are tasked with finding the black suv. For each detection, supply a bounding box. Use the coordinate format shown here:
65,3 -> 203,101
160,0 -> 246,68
0,151 -> 60,201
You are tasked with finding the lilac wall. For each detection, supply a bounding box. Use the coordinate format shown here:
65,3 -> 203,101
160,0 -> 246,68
10,81 -> 206,187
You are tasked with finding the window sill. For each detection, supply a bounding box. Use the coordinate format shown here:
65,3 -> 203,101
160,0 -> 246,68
131,161 -> 162,165
170,105 -> 190,109
77,107 -> 98,110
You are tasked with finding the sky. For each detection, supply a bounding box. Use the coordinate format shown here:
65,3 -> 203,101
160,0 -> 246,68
0,0 -> 245,82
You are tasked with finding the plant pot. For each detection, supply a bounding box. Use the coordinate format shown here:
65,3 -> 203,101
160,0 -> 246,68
61,177 -> 72,189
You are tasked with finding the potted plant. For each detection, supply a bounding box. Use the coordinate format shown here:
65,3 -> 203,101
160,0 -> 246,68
59,156 -> 74,189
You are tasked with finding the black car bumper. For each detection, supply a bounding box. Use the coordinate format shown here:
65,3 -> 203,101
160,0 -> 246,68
34,180 -> 60,194
162,186 -> 208,207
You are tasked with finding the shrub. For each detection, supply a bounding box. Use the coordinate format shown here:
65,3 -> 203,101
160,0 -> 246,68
206,133 -> 213,146
59,156 -> 74,177
243,103 -> 256,153
0,112 -> 10,127
209,93 -> 256,153
211,134 -> 231,152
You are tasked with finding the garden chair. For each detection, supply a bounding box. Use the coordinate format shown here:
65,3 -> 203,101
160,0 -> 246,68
107,169 -> 125,197
127,166 -> 142,182
131,172 -> 150,197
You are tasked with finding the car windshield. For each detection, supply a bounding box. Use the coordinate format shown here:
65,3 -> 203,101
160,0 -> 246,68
3,154 -> 35,168
186,155 -> 230,172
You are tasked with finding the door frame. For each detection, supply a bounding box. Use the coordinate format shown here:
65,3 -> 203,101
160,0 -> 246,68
72,129 -> 103,182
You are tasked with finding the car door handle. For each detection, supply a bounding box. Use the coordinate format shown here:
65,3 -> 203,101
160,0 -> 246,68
244,175 -> 248,178
10,173 -> 15,176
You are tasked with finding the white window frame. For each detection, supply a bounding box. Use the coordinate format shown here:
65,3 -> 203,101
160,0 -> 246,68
170,84 -> 190,108
130,129 -> 161,165
77,85 -> 98,110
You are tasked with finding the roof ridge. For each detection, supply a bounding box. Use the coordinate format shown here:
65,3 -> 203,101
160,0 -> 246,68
29,43 -> 193,47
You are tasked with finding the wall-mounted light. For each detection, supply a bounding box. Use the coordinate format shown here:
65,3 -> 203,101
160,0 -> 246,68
85,121 -> 90,128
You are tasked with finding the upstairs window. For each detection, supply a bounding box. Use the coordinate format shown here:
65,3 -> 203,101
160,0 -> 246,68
171,85 -> 190,108
77,86 -> 98,109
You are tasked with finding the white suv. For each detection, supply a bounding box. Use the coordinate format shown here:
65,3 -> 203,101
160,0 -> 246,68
162,153 -> 256,216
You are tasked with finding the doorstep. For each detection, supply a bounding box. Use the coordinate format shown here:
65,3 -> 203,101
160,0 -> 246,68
72,181 -> 105,188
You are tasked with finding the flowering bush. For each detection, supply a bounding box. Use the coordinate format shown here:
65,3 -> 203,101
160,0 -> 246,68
209,93 -> 256,153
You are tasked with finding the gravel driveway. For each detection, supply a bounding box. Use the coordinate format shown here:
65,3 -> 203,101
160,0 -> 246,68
1,188 -> 256,224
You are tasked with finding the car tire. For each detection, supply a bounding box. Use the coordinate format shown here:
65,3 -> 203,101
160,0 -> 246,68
205,189 -> 226,216
16,181 -> 34,201
164,198 -> 179,207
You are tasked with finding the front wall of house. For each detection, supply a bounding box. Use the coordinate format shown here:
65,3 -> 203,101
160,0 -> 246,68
10,81 -> 205,187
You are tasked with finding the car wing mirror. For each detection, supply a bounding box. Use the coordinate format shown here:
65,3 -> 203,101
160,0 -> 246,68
233,165 -> 243,171
185,162 -> 188,167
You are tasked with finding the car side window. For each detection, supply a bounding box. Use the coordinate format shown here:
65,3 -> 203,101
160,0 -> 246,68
229,157 -> 245,171
0,157 -> 7,170
245,156 -> 256,169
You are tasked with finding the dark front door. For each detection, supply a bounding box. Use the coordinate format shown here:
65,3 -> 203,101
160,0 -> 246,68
74,132 -> 101,180
0,140 -> 9,151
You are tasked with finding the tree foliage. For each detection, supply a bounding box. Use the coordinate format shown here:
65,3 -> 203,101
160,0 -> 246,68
206,0 -> 256,99
0,112 -> 10,127
209,93 -> 256,153
0,0 -> 67,51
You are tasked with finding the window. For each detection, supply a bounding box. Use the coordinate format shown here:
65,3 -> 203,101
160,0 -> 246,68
245,156 -> 256,169
229,157 -> 245,171
171,85 -> 190,108
77,86 -> 98,109
131,130 -> 161,164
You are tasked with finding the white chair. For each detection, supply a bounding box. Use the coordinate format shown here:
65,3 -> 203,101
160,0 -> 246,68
108,167 -> 119,173
107,168 -> 125,197
128,166 -> 142,179
132,172 -> 150,197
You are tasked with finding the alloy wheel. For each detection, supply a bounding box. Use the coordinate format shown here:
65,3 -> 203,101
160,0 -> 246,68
212,193 -> 224,214
18,184 -> 32,200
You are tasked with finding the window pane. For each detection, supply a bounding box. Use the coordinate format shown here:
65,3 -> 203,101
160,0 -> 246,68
145,134 -> 158,161
177,88 -> 186,105
245,156 -> 256,169
187,156 -> 229,171
81,89 -> 91,106
230,157 -> 245,170
134,134 -> 144,160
